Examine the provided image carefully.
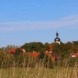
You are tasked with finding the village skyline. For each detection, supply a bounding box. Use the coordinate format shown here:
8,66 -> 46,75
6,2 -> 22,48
0,1 -> 78,78
0,0 -> 78,47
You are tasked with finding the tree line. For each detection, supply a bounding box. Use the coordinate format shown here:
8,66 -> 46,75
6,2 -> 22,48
21,41 -> 78,53
0,41 -> 78,68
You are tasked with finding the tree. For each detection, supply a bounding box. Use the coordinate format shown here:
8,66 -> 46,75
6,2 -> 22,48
43,42 -> 49,51
52,43 -> 61,55
21,42 -> 44,52
44,55 -> 54,68
14,48 -> 24,67
0,50 -> 8,68
14,48 -> 22,56
38,50 -> 44,60
3,45 -> 18,52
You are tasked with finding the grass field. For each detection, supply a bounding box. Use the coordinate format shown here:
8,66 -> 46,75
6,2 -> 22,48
0,54 -> 78,78
0,65 -> 78,78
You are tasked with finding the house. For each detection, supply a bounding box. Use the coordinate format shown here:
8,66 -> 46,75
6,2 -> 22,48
71,52 -> 78,58
45,51 -> 59,62
26,51 -> 59,62
20,48 -> 26,53
76,52 -> 78,57
27,51 -> 39,58
8,48 -> 16,56
8,48 -> 26,56
8,48 -> 59,62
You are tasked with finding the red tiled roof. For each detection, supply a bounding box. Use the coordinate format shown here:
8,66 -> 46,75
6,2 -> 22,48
9,48 -> 16,54
71,52 -> 78,58
8,48 -> 59,62
44,51 -> 59,61
27,52 -> 39,58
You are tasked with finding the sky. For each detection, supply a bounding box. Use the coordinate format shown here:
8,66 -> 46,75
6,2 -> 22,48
0,0 -> 78,47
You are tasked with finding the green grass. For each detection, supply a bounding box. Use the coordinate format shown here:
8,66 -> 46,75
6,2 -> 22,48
0,65 -> 78,78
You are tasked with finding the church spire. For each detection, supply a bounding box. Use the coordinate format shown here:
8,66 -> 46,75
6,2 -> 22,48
56,32 -> 58,38
54,32 -> 61,44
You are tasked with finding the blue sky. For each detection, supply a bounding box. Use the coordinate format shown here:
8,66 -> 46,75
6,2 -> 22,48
0,0 -> 78,47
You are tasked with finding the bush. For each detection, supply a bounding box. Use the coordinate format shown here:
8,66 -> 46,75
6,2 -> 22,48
0,50 -> 9,68
37,50 -> 44,60
43,55 -> 54,69
67,57 -> 78,67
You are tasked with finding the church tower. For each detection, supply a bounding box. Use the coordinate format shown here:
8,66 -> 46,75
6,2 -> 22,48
54,32 -> 61,44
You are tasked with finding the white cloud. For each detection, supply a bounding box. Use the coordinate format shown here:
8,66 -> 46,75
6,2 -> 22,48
0,15 -> 78,32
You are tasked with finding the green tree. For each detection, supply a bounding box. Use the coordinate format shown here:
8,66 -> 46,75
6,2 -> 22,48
38,50 -> 44,60
43,42 -> 49,51
14,48 -> 24,67
52,43 -> 61,54
0,50 -> 8,68
21,42 -> 44,52
44,55 -> 54,68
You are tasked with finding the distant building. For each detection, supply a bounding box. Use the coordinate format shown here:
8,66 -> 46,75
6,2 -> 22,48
71,52 -> 78,58
54,32 -> 61,44
8,48 -> 16,56
45,51 -> 59,62
8,48 -> 26,56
